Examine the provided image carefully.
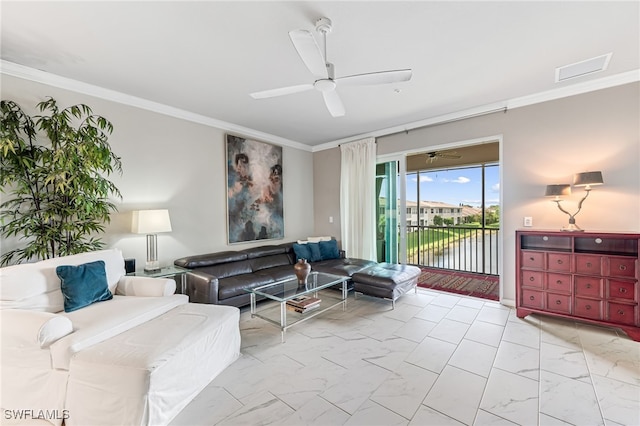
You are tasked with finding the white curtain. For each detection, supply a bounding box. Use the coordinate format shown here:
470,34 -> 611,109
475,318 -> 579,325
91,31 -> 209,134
340,137 -> 377,261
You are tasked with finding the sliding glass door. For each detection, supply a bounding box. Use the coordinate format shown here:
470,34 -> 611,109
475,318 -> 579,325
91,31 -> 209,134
377,146 -> 499,274
376,155 -> 408,264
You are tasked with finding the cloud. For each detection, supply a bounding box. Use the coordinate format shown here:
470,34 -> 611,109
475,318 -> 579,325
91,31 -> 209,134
442,176 -> 470,184
411,175 -> 433,183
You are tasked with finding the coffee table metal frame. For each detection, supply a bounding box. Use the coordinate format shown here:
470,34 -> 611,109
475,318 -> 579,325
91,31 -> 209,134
247,272 -> 349,342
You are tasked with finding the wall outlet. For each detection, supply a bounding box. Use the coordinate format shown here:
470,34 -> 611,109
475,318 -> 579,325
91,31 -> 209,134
329,216 -> 334,223
524,216 -> 533,227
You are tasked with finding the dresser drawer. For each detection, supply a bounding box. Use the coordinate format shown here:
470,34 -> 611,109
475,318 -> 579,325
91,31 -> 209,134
575,255 -> 603,275
521,289 -> 543,309
521,251 -> 544,269
517,231 -> 640,341
546,273 -> 571,293
546,293 -> 571,314
547,253 -> 571,272
607,279 -> 637,301
575,276 -> 603,298
607,302 -> 637,326
521,270 -> 543,289
608,257 -> 637,279
574,298 -> 603,320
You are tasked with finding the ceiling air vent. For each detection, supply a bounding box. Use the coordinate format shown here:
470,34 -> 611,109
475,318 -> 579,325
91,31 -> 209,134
555,53 -> 612,83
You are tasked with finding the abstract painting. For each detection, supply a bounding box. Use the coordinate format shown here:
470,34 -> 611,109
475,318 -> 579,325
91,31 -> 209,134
226,134 -> 283,243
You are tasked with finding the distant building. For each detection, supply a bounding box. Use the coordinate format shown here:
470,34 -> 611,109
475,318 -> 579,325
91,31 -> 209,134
407,200 -> 462,226
379,198 -> 482,226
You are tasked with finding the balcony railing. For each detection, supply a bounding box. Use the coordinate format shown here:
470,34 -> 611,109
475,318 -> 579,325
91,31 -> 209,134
405,225 -> 500,276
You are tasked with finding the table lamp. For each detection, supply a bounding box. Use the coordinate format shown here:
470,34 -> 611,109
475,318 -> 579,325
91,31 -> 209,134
545,171 -> 604,232
132,209 -> 172,272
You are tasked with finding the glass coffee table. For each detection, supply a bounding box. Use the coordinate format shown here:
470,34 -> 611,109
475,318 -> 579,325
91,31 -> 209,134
247,272 -> 349,342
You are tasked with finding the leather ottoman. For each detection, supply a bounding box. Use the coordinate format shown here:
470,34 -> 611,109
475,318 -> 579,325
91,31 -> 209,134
351,263 -> 421,308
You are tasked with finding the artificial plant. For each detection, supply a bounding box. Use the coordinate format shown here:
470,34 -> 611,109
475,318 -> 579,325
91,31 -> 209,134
0,97 -> 122,265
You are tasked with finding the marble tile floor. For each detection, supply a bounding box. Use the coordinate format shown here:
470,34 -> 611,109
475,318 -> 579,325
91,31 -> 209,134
170,288 -> 640,426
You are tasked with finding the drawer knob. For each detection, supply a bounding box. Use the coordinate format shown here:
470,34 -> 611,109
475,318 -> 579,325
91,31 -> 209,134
529,295 -> 535,301
586,305 -> 592,310
619,265 -> 627,271
556,280 -> 563,285
529,276 -> 535,282
617,310 -> 625,316
586,262 -> 592,268
619,288 -> 627,294
529,257 -> 535,261
586,283 -> 592,289
557,259 -> 563,264
555,300 -> 562,305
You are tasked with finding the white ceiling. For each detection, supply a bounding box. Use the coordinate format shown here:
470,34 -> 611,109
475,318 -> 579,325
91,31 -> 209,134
2,1 -> 639,149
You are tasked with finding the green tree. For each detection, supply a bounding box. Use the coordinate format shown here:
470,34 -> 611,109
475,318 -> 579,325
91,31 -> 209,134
485,206 -> 500,225
0,98 -> 122,265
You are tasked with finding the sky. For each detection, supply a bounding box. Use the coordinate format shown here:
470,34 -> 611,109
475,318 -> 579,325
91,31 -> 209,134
405,165 -> 500,207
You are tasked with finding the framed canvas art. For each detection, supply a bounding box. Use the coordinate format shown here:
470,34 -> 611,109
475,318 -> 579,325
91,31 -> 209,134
226,134 -> 283,244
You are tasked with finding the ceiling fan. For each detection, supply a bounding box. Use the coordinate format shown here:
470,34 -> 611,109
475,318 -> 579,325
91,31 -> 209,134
249,17 -> 412,117
427,151 -> 462,163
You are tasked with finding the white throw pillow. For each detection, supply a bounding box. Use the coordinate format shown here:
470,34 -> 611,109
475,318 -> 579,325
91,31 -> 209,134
307,236 -> 332,242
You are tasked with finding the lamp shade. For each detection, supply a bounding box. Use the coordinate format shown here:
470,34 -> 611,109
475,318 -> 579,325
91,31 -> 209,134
132,210 -> 172,234
573,171 -> 603,187
545,184 -> 571,197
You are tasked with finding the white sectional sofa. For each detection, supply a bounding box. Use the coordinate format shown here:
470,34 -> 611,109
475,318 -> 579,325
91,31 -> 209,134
0,248 -> 241,426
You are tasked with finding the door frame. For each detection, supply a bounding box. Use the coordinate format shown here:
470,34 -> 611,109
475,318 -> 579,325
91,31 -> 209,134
377,135 -> 504,301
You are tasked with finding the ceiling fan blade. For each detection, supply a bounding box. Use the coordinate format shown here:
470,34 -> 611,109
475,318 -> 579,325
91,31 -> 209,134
336,69 -> 412,86
250,83 -> 314,99
289,30 -> 328,79
322,90 -> 345,117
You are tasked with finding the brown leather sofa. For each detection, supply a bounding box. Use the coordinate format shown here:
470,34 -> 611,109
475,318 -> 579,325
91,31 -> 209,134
174,243 -> 376,307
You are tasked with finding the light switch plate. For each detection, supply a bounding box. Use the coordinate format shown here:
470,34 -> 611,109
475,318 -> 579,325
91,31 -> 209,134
524,217 -> 533,227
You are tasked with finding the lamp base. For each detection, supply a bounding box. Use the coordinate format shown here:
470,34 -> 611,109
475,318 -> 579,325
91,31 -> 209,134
144,260 -> 161,273
561,223 -> 584,232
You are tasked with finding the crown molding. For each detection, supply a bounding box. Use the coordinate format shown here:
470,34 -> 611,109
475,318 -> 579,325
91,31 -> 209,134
507,69 -> 639,109
312,69 -> 640,152
0,60 -> 312,152
2,60 -> 637,154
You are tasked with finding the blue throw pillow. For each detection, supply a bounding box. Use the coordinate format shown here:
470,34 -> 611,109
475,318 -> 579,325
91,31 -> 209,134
292,243 -> 311,261
319,239 -> 340,260
307,242 -> 322,262
56,260 -> 113,313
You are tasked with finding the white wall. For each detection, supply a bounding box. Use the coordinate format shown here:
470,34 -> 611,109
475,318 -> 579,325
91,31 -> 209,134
3,74 -> 638,302
313,82 -> 640,304
1,75 -> 315,269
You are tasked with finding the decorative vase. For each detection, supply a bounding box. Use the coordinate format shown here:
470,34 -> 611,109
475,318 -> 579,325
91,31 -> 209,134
294,259 -> 311,285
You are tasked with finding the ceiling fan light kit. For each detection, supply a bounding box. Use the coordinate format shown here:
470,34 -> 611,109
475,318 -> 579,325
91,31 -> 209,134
427,151 -> 462,163
314,17 -> 333,35
249,17 -> 412,117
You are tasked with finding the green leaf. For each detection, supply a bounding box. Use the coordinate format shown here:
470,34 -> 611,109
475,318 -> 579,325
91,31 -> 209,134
0,97 -> 122,265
